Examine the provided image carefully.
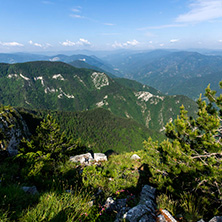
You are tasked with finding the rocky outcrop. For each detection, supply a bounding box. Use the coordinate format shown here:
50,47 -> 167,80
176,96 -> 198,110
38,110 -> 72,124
94,153 -> 107,162
130,154 -> 141,160
69,153 -> 93,164
123,185 -> 156,222
69,152 -> 107,165
0,106 -> 30,156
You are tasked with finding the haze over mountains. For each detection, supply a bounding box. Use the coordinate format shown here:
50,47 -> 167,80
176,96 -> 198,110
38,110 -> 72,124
1,49 -> 222,100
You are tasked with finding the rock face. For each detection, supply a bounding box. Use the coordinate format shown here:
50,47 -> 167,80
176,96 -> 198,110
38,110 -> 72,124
123,185 -> 156,222
94,153 -> 107,162
69,153 -> 93,164
69,152 -> 107,164
0,107 -> 30,156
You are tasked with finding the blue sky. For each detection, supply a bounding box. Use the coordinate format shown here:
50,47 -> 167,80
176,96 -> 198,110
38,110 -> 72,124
0,0 -> 222,52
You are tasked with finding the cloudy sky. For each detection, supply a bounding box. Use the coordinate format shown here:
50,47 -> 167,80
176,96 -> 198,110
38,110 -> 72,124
0,0 -> 222,52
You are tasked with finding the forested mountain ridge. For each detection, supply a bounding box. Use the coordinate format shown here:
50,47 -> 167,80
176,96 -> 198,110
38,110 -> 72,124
0,61 -> 197,131
17,107 -> 164,153
105,50 -> 222,99
0,52 -> 120,77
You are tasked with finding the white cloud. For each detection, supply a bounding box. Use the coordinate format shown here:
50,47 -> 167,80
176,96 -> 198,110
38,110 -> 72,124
61,40 -> 76,46
29,40 -> 43,47
70,14 -> 85,19
138,23 -> 186,30
60,39 -> 91,47
219,40 -> 222,42
112,41 -> 124,48
0,41 -> 24,47
159,44 -> 164,47
176,0 -> 222,23
170,39 -> 179,43
123,39 -> 139,46
149,41 -> 153,44
112,40 -> 140,48
77,38 -> 91,46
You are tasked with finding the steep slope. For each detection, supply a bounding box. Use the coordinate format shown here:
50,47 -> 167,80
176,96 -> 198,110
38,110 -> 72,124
167,71 -> 222,99
0,61 -> 197,131
22,108 -> 164,153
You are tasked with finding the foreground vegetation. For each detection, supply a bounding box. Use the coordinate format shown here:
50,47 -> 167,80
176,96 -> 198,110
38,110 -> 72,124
1,82 -> 222,221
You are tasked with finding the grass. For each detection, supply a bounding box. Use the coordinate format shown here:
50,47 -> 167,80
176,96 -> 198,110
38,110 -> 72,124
20,190 -> 93,222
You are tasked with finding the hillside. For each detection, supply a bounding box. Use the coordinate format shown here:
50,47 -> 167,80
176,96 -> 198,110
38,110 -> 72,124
0,61 -> 197,131
18,107 -> 164,153
69,60 -> 116,78
0,53 -> 119,77
105,50 -> 222,99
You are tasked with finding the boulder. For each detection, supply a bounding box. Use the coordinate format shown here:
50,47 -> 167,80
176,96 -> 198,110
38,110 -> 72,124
22,186 -> 39,195
209,216 -> 222,222
69,153 -> 93,164
124,204 -> 153,222
130,154 -> 141,160
94,153 -> 107,162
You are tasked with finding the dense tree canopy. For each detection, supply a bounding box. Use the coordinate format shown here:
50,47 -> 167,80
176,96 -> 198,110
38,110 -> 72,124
144,82 -> 222,216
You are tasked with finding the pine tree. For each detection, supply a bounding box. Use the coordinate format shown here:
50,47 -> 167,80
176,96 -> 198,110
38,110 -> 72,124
18,115 -> 80,185
144,82 -> 222,214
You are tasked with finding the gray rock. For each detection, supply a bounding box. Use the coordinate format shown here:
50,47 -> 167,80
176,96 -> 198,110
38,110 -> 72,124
124,204 -> 152,222
0,108 -> 30,156
69,153 -> 93,164
116,198 -> 127,209
209,216 -> 222,222
140,185 -> 156,203
139,214 -> 155,222
94,153 -> 107,162
130,154 -> 141,160
22,186 -> 39,195
114,207 -> 131,222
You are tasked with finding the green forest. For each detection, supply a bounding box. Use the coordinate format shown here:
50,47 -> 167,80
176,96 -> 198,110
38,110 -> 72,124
1,81 -> 222,221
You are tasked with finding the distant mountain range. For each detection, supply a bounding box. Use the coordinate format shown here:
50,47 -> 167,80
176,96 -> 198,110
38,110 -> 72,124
103,50 -> 222,100
0,52 -> 120,77
0,61 -> 197,131
1,50 -> 221,100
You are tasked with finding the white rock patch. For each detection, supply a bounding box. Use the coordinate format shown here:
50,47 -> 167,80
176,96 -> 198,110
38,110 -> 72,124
44,87 -> 57,94
20,73 -> 30,81
34,76 -> 44,86
91,72 -> 109,90
57,88 -> 74,99
52,74 -> 65,81
96,95 -> 108,107
7,74 -> 18,78
74,75 -> 86,87
135,91 -> 164,102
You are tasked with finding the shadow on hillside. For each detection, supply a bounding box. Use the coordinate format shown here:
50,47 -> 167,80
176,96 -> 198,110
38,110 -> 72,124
136,163 -> 153,191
